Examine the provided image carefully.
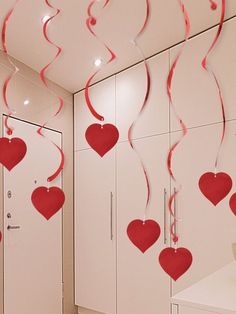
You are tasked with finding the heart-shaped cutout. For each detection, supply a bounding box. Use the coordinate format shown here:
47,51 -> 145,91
159,247 -> 193,281
85,123 -> 119,157
0,137 -> 27,171
31,186 -> 65,220
199,172 -> 232,206
229,193 -> 236,216
127,219 -> 161,253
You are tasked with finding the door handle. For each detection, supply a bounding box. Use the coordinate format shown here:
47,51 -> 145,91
7,225 -> 20,230
110,192 -> 113,241
164,188 -> 167,245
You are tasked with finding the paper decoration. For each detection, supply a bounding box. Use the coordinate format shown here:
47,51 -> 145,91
31,186 -> 65,220
202,0 -> 226,171
85,123 -> 119,157
229,193 -> 236,216
0,137 -> 27,171
159,247 -> 193,281
127,219 -> 161,253
0,232 -> 2,243
199,172 -> 232,206
209,0 -> 218,10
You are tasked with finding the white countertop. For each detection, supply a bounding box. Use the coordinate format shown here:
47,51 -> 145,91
172,262 -> 236,314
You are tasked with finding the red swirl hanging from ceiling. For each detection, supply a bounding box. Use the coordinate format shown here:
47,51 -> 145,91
127,1 -> 162,255
199,1 -> 230,207
31,0 -> 65,220
159,0 -> 193,281
167,0 -> 190,245
84,0 -> 119,157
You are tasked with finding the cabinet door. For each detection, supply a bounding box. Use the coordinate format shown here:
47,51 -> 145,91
170,18 -> 236,132
75,149 -> 116,314
74,76 -> 116,151
116,51 -> 169,142
117,134 -> 171,314
170,121 -> 236,294
179,306 -> 217,314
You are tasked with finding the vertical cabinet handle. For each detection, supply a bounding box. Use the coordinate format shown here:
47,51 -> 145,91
110,192 -> 113,240
174,188 -> 178,238
164,188 -> 167,245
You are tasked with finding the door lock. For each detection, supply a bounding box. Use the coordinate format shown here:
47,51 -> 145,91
7,191 -> 12,199
7,213 -> 11,219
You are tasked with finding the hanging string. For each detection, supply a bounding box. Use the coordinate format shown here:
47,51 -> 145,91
202,0 -> 226,172
1,0 -> 21,136
85,0 -> 116,121
128,0 -> 151,223
39,0 -> 64,182
167,0 -> 190,244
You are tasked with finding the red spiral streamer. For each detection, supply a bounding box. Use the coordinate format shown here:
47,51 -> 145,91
1,0 -> 21,136
39,0 -> 64,182
128,0 -> 151,221
202,0 -> 226,171
167,0 -> 190,244
85,0 -> 116,121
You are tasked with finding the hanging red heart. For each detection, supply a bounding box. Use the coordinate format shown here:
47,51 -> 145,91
229,193 -> 236,216
0,231 -> 2,243
199,172 -> 232,206
127,219 -> 161,253
159,247 -> 193,281
85,123 -> 119,157
0,137 -> 27,171
31,186 -> 65,220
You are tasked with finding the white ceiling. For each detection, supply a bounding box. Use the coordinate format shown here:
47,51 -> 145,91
1,0 -> 236,93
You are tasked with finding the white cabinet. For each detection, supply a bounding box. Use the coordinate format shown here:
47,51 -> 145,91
170,121 -> 236,294
116,51 -> 170,141
75,149 -> 116,314
116,134 -> 171,314
170,19 -> 236,132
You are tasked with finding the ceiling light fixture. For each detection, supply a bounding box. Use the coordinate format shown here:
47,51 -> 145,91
94,58 -> 102,67
24,99 -> 30,106
42,15 -> 50,23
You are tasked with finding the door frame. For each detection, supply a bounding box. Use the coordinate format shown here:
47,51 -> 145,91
0,114 -> 64,314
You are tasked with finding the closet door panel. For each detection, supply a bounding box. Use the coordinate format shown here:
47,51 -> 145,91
170,19 -> 236,132
170,121 -> 236,295
75,149 -> 116,314
116,51 -> 169,142
117,134 -> 171,314
74,77 -> 116,151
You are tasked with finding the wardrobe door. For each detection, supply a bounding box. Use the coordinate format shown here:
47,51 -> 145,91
117,134 -> 171,314
170,121 -> 236,294
116,51 -> 169,142
74,76 -> 116,151
170,18 -> 236,132
75,149 -> 116,314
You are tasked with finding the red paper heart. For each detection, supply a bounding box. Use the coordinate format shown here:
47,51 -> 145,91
0,137 -> 27,171
199,172 -> 232,206
0,231 -> 2,243
229,193 -> 236,216
31,186 -> 65,220
85,123 -> 119,157
127,219 -> 161,253
159,247 -> 193,281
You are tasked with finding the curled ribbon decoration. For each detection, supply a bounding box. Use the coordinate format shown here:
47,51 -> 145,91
85,0 -> 115,121
128,0 -> 151,222
2,0 -> 21,136
84,0 -> 119,157
38,0 -> 64,183
167,0 -> 190,244
202,0 -> 226,171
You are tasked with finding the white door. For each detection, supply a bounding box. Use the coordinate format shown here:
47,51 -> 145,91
3,117 -> 63,314
75,149 -> 116,314
117,134 -> 171,314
